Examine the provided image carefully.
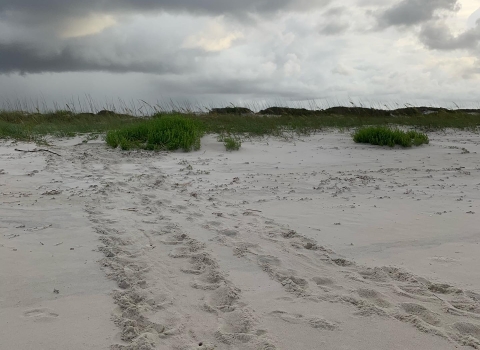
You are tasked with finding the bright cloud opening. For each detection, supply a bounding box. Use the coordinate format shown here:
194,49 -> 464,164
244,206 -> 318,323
183,19 -> 244,52
60,14 -> 117,38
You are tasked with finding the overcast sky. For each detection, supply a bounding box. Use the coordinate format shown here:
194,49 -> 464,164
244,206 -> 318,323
0,0 -> 479,110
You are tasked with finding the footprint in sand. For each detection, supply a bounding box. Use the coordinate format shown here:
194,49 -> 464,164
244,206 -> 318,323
450,299 -> 480,314
218,228 -> 239,237
451,322 -> 480,348
427,283 -> 462,294
356,289 -> 392,308
312,277 -> 335,286
400,303 -> 440,326
269,311 -> 339,331
215,309 -> 256,344
466,291 -> 480,302
453,322 -> 480,339
312,276 -> 343,292
23,308 -> 59,321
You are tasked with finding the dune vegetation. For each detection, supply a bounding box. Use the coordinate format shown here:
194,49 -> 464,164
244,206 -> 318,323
105,115 -> 202,151
353,127 -> 429,147
0,101 -> 479,150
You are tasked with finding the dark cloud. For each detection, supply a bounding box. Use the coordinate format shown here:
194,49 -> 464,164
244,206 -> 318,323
0,0 -> 333,75
0,41 -> 197,74
318,6 -> 350,35
419,21 -> 480,51
376,0 -> 460,27
1,0 -> 479,105
323,6 -> 348,16
0,0 -> 332,21
319,22 -> 350,35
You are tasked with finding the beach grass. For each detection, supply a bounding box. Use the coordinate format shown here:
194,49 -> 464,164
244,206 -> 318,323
0,111 -> 141,142
353,127 -> 429,147
105,115 -> 202,151
198,109 -> 480,136
220,135 -> 242,151
0,105 -> 479,149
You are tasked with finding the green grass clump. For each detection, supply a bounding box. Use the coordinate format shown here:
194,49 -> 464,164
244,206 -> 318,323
106,115 -> 203,151
353,127 -> 429,147
223,136 -> 241,151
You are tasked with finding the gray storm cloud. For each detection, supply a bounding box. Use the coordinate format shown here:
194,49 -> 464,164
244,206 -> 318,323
375,0 -> 479,53
0,0 -> 333,75
0,41 -> 192,75
0,0 -> 332,20
419,21 -> 480,51
318,6 -> 351,36
319,22 -> 350,35
0,23 -> 210,75
0,0 -> 479,105
377,0 -> 460,27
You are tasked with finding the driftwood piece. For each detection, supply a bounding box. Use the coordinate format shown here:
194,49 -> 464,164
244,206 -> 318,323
15,148 -> 61,156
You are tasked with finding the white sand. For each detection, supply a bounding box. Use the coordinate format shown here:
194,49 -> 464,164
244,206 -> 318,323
1,130 -> 479,349
0,141 -> 118,349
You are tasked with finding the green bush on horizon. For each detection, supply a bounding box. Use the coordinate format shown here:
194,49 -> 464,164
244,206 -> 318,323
106,115 -> 203,151
353,127 -> 429,147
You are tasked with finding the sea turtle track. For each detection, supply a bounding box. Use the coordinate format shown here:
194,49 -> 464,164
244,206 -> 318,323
45,141 -> 480,349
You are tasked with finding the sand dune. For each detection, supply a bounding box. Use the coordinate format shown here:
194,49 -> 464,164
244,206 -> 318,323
1,130 -> 479,349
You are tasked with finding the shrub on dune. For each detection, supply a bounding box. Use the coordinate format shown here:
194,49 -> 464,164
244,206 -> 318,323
223,136 -> 241,151
353,127 -> 429,147
217,134 -> 242,151
106,115 -> 203,151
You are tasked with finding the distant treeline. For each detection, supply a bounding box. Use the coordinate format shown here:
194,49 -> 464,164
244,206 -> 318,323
209,106 -> 480,117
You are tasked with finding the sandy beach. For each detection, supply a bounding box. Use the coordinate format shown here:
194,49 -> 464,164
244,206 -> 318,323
1,130 -> 479,349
